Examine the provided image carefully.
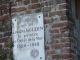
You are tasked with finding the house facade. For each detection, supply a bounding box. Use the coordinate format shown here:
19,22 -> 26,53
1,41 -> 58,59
0,0 -> 79,60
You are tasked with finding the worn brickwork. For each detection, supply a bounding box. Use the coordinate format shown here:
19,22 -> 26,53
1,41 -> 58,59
0,0 -> 77,60
0,0 -> 12,59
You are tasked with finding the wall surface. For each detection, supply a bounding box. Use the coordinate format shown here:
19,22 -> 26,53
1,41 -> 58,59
0,0 -> 77,60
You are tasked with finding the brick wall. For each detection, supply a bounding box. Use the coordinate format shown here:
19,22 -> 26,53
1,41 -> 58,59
0,0 -> 77,60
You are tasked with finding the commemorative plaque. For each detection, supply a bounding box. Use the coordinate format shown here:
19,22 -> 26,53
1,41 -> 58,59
12,13 -> 45,60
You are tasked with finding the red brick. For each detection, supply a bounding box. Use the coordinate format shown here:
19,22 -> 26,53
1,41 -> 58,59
66,33 -> 74,37
2,9 -> 9,14
52,34 -> 61,38
49,39 -> 59,44
35,8 -> 41,13
4,31 -> 11,37
23,0 -> 30,5
51,33 -> 73,38
28,3 -> 40,9
16,0 -> 22,2
61,47 -> 70,53
51,43 -> 61,49
52,54 -> 60,59
68,22 -> 73,28
0,44 -> 2,49
2,26 -> 11,32
0,22 -> 2,27
49,12 -> 55,17
0,10 -> 2,16
59,10 -> 69,15
51,43 -> 70,49
61,15 -> 74,23
60,43 -> 70,47
69,38 -> 77,44
49,29 -> 59,33
2,0 -> 9,4
52,17 -> 59,22
49,10 -> 68,17
5,42 -> 10,47
52,54 -> 71,59
47,50 -> 55,55
44,20 -> 50,24
60,38 -> 70,42
26,10 -> 31,14
60,15 -> 68,21
59,4 -> 70,10
10,0 -> 14,2
45,46 -> 50,50
67,33 -> 74,38
74,45 -> 77,49
60,27 -> 70,33
11,3 -> 17,7
62,33 -> 70,37
59,54 -> 71,59
18,1 -> 23,6
31,0 -> 38,3
70,49 -> 76,54
12,7 -> 26,13
0,5 -> 8,10
70,53 -> 76,59
0,37 -> 9,43
0,14 -> 9,21
44,12 -> 48,17
0,0 -> 2,4
52,22 -> 69,28
41,1 -> 48,7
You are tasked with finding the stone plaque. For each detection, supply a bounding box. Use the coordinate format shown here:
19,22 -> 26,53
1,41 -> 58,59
12,13 -> 45,60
